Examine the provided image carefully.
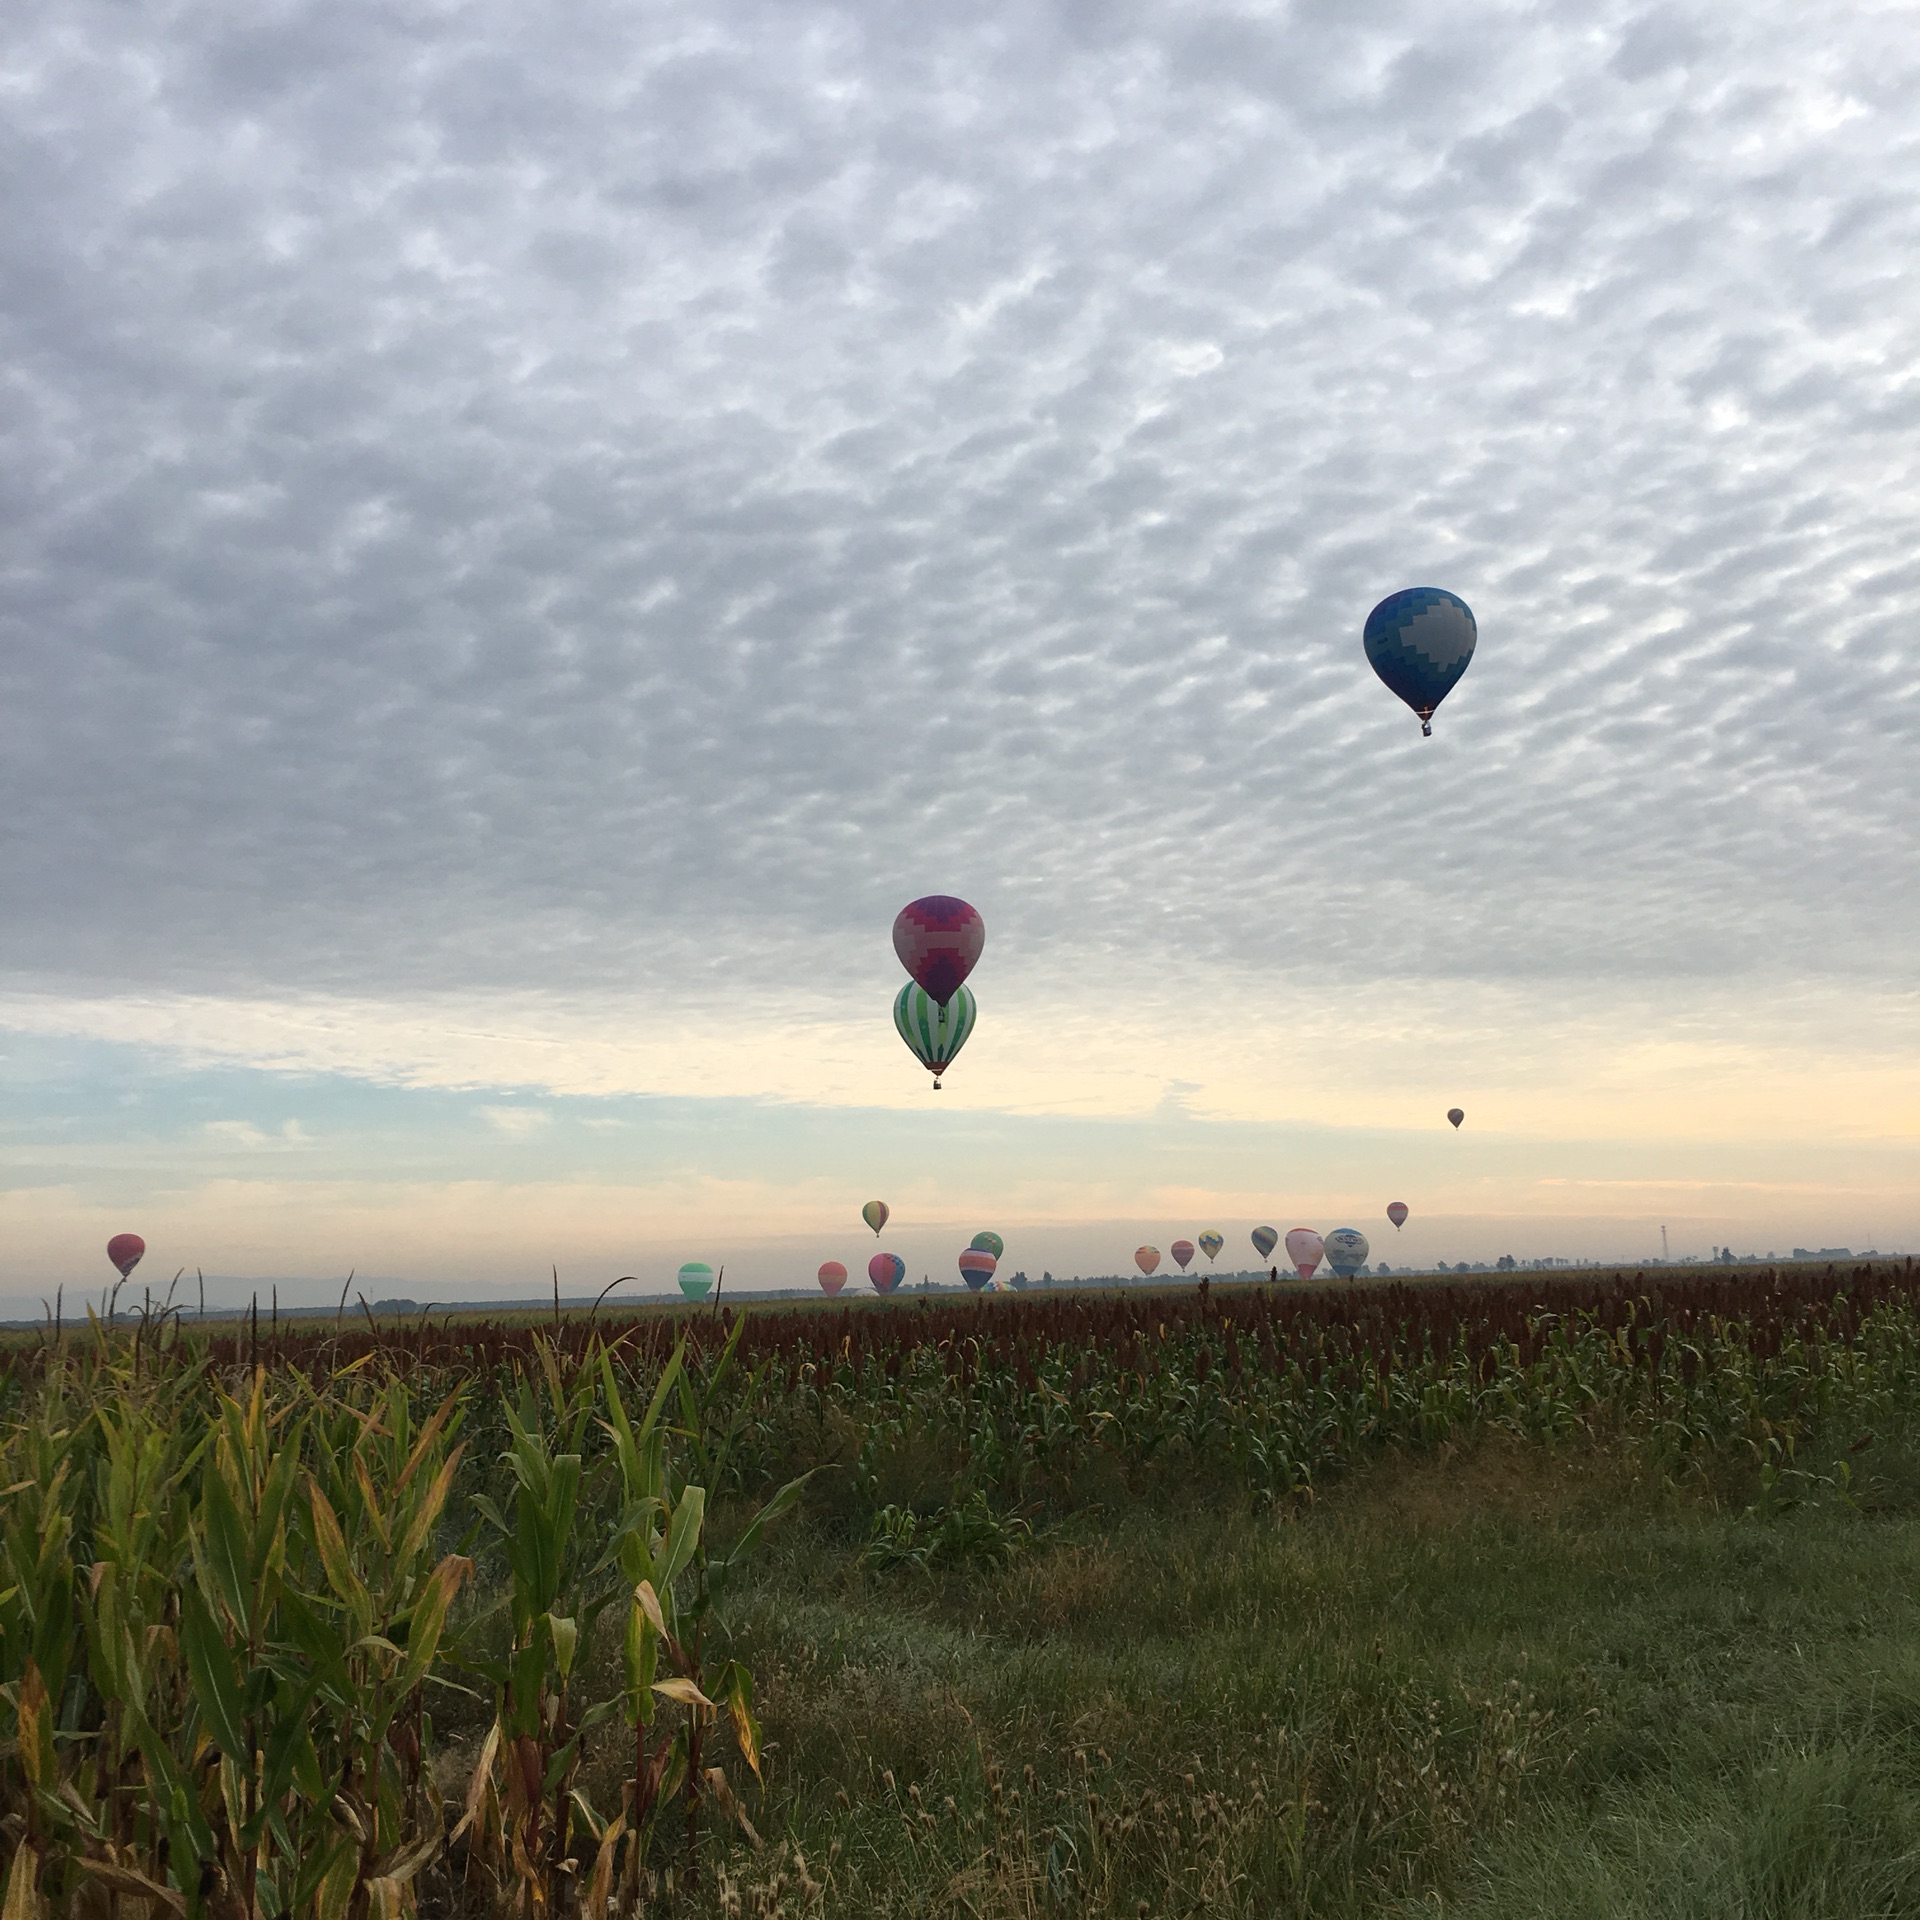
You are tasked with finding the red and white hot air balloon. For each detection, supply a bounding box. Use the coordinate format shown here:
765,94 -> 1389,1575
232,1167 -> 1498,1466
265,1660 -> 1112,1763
959,1248 -> 997,1292
892,896 -> 984,1007
1387,1202 -> 1409,1231
107,1233 -> 145,1279
1284,1229 -> 1324,1281
1171,1239 -> 1195,1272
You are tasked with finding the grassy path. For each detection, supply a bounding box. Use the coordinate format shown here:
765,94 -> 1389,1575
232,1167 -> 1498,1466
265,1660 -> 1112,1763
683,1438 -> 1920,1918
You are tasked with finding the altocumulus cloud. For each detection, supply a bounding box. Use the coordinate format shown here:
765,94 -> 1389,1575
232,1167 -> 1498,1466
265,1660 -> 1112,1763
2,0 -> 1918,1089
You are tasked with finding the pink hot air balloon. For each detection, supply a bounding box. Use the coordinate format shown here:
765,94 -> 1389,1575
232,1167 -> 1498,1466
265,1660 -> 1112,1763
1387,1202 -> 1409,1231
892,896 -> 984,1007
1135,1246 -> 1161,1276
818,1261 -> 848,1296
1284,1228 -> 1324,1281
959,1248 -> 997,1292
868,1251 -> 906,1295
107,1233 -> 145,1279
1171,1239 -> 1195,1272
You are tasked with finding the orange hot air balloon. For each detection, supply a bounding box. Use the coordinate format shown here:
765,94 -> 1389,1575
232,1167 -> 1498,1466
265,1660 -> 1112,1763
107,1233 -> 145,1279
1135,1246 -> 1161,1276
818,1261 -> 848,1296
1171,1239 -> 1195,1271
1387,1202 -> 1409,1231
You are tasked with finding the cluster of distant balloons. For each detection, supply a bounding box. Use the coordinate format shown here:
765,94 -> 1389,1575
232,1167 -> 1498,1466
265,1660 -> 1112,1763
102,592 -> 1479,1308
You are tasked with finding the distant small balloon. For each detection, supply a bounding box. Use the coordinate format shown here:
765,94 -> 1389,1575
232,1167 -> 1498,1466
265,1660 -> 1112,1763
677,1262 -> 715,1301
1447,1108 -> 1465,1129
892,896 -> 985,1007
1324,1228 -> 1370,1279
1171,1239 -> 1195,1272
1284,1229 -> 1325,1282
1135,1246 -> 1161,1276
106,1233 -> 145,1280
970,1231 -> 1005,1259
868,1251 -> 906,1295
863,1201 -> 890,1236
818,1261 -> 848,1296
1251,1226 -> 1279,1260
959,1248 -> 998,1292
1387,1202 -> 1409,1231
1197,1230 -> 1224,1265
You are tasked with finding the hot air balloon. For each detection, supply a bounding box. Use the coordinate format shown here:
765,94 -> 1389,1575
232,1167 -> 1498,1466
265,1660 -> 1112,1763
818,1261 -> 848,1296
894,983 -> 977,1090
1284,1229 -> 1324,1281
959,1248 -> 997,1291
107,1233 -> 145,1279
677,1262 -> 715,1301
1324,1228 -> 1370,1279
1251,1226 -> 1278,1260
1135,1246 -> 1161,1276
970,1231 -> 1004,1259
863,1201 -> 890,1236
1198,1230 -> 1224,1266
1364,588 -> 1477,737
1171,1239 -> 1195,1272
868,1251 -> 906,1295
892,896 -> 984,1007
1387,1202 -> 1409,1231
1447,1108 -> 1465,1129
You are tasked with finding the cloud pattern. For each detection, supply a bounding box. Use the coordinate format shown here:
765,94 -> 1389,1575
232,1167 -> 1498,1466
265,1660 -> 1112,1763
3,0 -> 1918,1037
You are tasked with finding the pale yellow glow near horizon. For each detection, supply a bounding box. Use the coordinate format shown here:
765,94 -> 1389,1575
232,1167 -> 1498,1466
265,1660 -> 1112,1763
3,971 -> 1917,1140
4,972 -> 1916,1299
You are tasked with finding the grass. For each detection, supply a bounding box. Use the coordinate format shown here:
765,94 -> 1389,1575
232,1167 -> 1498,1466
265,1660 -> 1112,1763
673,1434 -> 1920,1918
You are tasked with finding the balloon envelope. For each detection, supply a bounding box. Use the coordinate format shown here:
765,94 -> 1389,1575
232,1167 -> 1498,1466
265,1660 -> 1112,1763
817,1261 -> 848,1296
1284,1229 -> 1324,1281
1251,1226 -> 1279,1260
1447,1108 -> 1465,1129
1364,588 -> 1477,736
1387,1202 -> 1409,1230
1135,1245 -> 1161,1276
893,982 -> 977,1088
892,895 -> 985,1007
970,1231 -> 1004,1259
868,1251 -> 906,1295
677,1261 -> 715,1301
106,1233 -> 145,1279
1197,1230 -> 1224,1264
863,1201 -> 890,1236
959,1248 -> 998,1291
1324,1228 -> 1371,1278
1171,1239 -> 1195,1271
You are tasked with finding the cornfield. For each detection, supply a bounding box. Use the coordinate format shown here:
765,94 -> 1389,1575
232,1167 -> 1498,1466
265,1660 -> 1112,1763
4,1260 -> 1918,1917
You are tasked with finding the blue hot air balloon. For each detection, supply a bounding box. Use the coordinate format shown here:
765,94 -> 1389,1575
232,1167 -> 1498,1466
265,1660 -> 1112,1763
1364,588 -> 1476,737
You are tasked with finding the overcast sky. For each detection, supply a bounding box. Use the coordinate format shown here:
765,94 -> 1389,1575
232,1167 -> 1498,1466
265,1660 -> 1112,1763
4,0 -> 1917,1297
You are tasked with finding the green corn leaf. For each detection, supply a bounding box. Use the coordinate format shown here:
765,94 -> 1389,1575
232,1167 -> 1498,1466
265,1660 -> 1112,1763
179,1584 -> 249,1764
655,1486 -> 706,1593
198,1460 -> 253,1631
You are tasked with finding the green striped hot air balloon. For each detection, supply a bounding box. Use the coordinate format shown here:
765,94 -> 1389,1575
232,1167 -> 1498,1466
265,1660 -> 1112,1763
893,982 -> 977,1090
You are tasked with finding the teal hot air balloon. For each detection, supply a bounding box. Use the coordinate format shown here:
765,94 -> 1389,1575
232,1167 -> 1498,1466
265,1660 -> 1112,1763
677,1262 -> 715,1301
970,1231 -> 1004,1259
1365,588 -> 1476,736
1251,1226 -> 1279,1260
894,982 -> 977,1090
